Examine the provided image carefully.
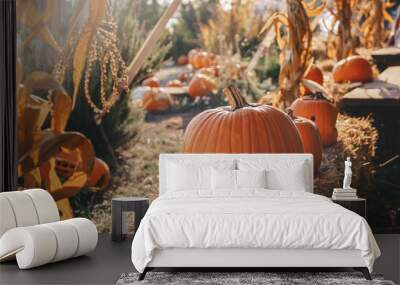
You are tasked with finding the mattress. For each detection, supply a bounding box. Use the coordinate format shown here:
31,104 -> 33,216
131,190 -> 380,273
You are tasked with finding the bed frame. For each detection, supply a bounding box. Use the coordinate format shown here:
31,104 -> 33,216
138,154 -> 371,281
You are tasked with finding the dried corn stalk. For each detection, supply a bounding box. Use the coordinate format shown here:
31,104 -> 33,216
260,0 -> 324,108
17,0 -> 113,219
17,72 -> 97,219
16,0 -> 61,54
51,0 -> 129,119
199,0 -> 263,55
326,0 -> 356,60
358,0 -> 394,48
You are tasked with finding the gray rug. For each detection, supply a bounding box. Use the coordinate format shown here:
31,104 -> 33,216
116,272 -> 396,285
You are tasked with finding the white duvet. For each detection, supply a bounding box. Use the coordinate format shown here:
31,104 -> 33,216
131,190 -> 380,273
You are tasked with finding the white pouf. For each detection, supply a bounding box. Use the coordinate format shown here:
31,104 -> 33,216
0,189 -> 98,269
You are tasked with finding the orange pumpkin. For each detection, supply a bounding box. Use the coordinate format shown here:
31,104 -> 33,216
167,79 -> 183,87
177,55 -> 188,65
183,86 -> 304,153
332,56 -> 373,83
55,154 -> 110,191
188,73 -> 217,98
291,93 -> 338,147
178,72 -> 188,82
289,110 -> 322,172
303,65 -> 323,94
188,49 -> 198,66
192,51 -> 209,69
142,88 -> 171,112
142,76 -> 160,88
86,158 -> 111,192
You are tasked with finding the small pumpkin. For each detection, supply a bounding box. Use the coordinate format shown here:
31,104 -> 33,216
183,86 -> 304,153
142,88 -> 171,112
288,110 -> 322,172
177,55 -> 188,65
291,93 -> 338,147
303,65 -> 323,94
142,76 -> 160,88
188,49 -> 198,66
188,73 -> 217,98
178,72 -> 188,82
332,55 -> 373,83
193,51 -> 209,69
167,79 -> 183,88
86,158 -> 111,192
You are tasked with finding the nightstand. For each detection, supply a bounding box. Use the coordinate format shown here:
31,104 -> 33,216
111,197 -> 149,242
331,198 -> 366,219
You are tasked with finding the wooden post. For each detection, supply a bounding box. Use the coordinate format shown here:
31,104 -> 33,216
126,0 -> 182,86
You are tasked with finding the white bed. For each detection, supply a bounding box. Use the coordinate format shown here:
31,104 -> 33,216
131,154 -> 380,280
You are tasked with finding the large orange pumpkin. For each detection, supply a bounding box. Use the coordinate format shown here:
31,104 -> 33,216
142,88 -> 171,112
188,73 -> 217,98
289,110 -> 322,172
303,65 -> 323,94
177,55 -> 188,65
183,86 -> 304,153
291,93 -> 338,147
142,76 -> 160,88
332,55 -> 373,83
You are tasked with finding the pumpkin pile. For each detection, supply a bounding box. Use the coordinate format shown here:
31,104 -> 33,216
142,88 -> 172,112
188,73 -> 217,98
187,49 -> 217,69
291,92 -> 338,147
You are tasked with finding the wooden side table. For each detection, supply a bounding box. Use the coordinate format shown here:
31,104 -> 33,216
112,197 -> 149,242
331,198 -> 366,219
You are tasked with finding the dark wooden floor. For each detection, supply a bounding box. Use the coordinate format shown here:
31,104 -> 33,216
0,234 -> 133,285
1,234 -> 398,284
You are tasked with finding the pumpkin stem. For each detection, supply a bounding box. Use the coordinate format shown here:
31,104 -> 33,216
304,92 -> 327,101
287,108 -> 295,119
224,86 -> 249,110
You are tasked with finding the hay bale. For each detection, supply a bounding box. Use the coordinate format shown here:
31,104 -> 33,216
314,114 -> 378,197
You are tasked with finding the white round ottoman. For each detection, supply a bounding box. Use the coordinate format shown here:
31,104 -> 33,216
0,189 -> 98,269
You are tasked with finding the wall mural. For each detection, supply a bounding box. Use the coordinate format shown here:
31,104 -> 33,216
17,0 -> 400,233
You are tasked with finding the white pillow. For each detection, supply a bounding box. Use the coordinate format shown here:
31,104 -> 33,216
166,160 -> 235,192
211,169 -> 267,190
236,169 -> 267,189
211,168 -> 236,190
238,159 -> 308,191
167,162 -> 209,191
